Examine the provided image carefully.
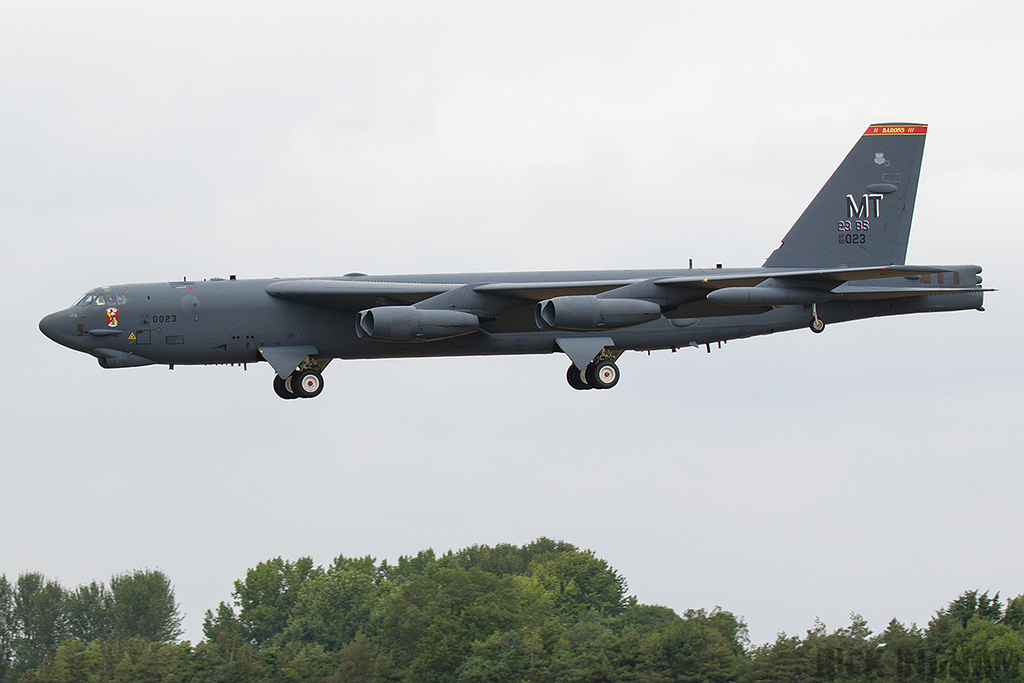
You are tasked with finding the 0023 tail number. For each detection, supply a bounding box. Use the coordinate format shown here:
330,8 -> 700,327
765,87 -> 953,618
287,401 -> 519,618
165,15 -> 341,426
838,219 -> 868,245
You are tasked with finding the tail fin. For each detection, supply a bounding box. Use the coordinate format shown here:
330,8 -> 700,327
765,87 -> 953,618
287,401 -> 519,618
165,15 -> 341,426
763,123 -> 927,268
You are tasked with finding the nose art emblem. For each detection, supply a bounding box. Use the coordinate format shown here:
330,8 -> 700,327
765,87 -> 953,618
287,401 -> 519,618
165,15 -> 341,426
106,307 -> 119,327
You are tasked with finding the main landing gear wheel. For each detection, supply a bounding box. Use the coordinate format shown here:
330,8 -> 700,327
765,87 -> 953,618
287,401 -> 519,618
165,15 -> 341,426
586,360 -> 620,390
567,365 -> 592,390
810,317 -> 826,334
293,369 -> 324,398
273,374 -> 299,400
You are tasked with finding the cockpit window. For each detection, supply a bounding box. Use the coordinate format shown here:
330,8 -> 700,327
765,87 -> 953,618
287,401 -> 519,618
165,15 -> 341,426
75,292 -> 128,307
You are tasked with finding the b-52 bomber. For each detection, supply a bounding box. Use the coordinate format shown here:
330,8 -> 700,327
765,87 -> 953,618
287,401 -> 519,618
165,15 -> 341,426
40,123 -> 988,399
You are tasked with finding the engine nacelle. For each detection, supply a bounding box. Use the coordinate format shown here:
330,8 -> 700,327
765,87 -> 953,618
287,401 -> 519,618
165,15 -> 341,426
535,296 -> 662,331
357,306 -> 479,341
706,286 -> 835,306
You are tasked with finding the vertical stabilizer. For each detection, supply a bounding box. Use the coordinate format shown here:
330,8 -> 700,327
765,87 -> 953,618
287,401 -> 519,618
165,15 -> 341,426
763,123 -> 927,268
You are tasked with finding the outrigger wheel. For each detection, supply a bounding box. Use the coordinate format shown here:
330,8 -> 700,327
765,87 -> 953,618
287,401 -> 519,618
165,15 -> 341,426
809,303 -> 825,334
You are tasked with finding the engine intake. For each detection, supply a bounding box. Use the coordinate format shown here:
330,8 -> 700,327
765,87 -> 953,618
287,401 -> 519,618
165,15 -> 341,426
535,296 -> 662,331
357,307 -> 480,341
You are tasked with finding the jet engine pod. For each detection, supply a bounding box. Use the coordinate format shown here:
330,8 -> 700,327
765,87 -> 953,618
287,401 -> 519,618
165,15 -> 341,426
535,296 -> 662,331
706,287 -> 835,306
357,306 -> 480,341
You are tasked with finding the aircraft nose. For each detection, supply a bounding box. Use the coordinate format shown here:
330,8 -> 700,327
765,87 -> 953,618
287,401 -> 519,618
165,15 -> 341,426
39,310 -> 71,343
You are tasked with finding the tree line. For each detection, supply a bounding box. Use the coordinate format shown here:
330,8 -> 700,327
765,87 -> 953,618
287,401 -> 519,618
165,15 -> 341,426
0,569 -> 181,682
3,538 -> 1023,682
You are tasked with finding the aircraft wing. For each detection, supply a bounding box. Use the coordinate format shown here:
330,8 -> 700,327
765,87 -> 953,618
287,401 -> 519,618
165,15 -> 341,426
265,279 -> 461,310
653,265 -> 950,290
266,278 -> 641,310
473,280 -> 640,300
829,284 -> 995,300
266,265 -> 978,314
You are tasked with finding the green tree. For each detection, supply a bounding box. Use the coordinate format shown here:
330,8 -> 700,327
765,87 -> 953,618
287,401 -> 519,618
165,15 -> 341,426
805,613 -> 882,681
380,549 -> 437,585
190,636 -> 270,681
928,590 -> 1004,657
284,557 -> 380,649
65,580 -> 113,643
26,638 -> 196,683
445,539 -> 579,578
934,616 -> 1024,682
742,631 -> 817,683
275,642 -> 339,683
649,609 -> 746,683
202,601 -> 247,646
529,549 -> 628,620
12,572 -> 67,676
877,618 -> 930,682
338,631 -> 386,683
0,576 -> 13,683
548,613 -> 618,682
205,556 -> 320,646
109,569 -> 182,642
380,566 -> 550,683
457,629 -> 535,683
1003,594 -> 1024,631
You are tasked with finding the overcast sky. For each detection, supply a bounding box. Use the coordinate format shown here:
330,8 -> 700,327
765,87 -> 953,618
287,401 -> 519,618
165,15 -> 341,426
2,1 -> 1021,647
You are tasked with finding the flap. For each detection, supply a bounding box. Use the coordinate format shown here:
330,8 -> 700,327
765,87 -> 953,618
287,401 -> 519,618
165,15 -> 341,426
832,284 -> 992,300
